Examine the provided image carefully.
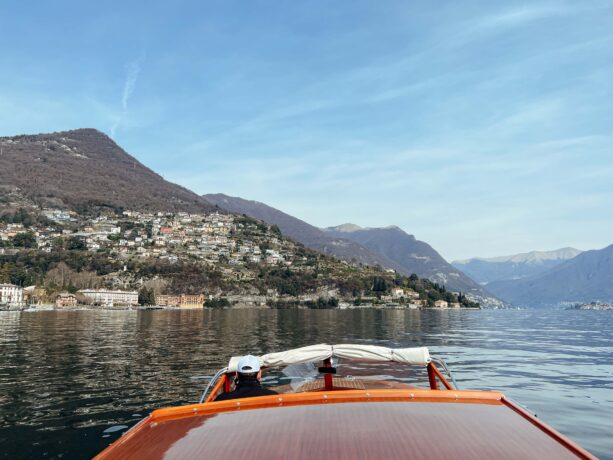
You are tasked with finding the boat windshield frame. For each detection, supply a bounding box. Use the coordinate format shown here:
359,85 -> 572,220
199,347 -> 457,404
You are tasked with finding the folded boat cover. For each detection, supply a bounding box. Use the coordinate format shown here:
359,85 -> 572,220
227,344 -> 431,372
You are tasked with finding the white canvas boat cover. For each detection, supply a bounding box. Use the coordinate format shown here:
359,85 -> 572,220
227,344 -> 431,372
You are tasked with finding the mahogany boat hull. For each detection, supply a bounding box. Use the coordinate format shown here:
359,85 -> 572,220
94,389 -> 596,460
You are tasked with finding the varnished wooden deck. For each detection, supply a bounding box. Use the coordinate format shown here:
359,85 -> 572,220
96,390 -> 596,459
296,377 -> 367,391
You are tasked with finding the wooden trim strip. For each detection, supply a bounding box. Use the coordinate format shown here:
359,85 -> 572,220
149,389 -> 503,423
427,363 -> 438,389
431,363 -> 454,390
205,373 -> 228,403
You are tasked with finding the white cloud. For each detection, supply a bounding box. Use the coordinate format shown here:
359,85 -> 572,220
111,54 -> 145,138
474,6 -> 564,30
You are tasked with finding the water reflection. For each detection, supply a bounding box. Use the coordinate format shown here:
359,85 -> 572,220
0,309 -> 611,459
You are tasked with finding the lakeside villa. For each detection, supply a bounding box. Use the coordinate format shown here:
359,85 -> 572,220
55,293 -> 78,308
78,289 -> 139,307
155,294 -> 205,308
0,283 -> 24,308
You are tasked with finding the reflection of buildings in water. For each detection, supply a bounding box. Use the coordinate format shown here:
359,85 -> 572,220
380,309 -> 406,341
209,309 -> 283,357
0,311 -> 22,343
428,309 -> 452,345
404,309 -> 423,338
132,309 -> 283,374
206,309 -> 424,350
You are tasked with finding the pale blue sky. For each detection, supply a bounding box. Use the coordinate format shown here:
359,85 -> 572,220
1,1 -> 613,260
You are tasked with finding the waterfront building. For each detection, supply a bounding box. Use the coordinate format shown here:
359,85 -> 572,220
78,289 -> 138,307
0,283 -> 24,307
55,293 -> 78,308
156,293 -> 205,308
23,286 -> 47,305
434,300 -> 449,308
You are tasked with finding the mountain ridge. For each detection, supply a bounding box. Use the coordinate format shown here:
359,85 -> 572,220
485,244 -> 613,307
0,128 -> 215,213
323,224 -> 500,305
206,194 -> 502,307
453,247 -> 582,265
452,247 -> 583,285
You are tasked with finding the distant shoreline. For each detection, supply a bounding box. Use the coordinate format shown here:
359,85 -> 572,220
569,303 -> 613,311
3,304 -> 482,312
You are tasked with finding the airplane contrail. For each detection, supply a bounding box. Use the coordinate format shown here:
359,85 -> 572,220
111,54 -> 145,138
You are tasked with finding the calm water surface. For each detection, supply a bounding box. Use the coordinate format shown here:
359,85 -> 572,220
0,309 -> 611,459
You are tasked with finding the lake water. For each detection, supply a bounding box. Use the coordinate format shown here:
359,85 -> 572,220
0,309 -> 611,459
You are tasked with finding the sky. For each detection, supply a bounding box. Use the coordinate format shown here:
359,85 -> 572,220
1,0 -> 613,261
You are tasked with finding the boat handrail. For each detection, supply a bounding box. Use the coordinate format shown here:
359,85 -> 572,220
431,357 -> 459,389
198,367 -> 228,403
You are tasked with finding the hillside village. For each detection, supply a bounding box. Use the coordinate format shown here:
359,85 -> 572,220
1,208 -> 283,266
0,204 -> 479,310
